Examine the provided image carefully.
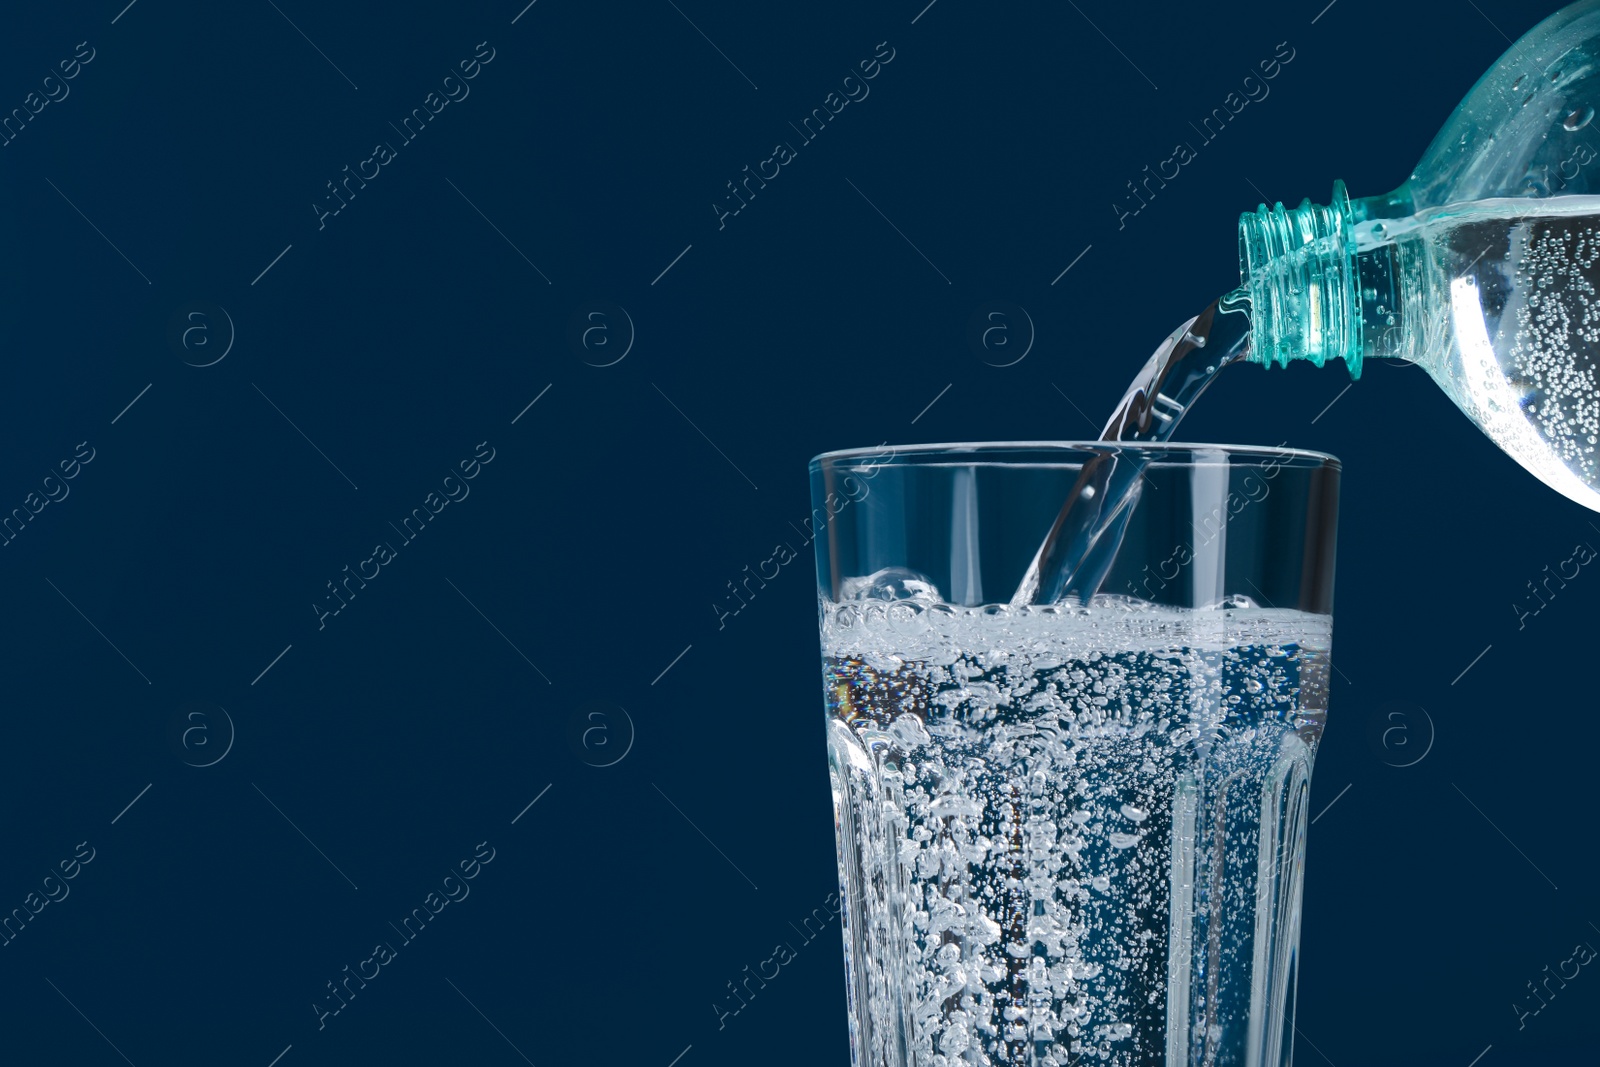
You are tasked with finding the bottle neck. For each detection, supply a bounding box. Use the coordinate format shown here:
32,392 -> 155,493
1237,180 -> 1421,380
1238,180 -> 1362,377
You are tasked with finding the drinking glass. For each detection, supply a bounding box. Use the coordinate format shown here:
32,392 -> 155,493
810,442 -> 1340,1067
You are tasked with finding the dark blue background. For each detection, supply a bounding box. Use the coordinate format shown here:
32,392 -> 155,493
0,1 -> 1592,1064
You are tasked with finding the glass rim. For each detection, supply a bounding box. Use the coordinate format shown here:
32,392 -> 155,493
810,440 -> 1341,471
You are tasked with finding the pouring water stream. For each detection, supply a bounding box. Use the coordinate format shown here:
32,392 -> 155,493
1011,290 -> 1252,606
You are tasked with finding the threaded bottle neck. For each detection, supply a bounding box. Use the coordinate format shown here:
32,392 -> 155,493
1238,180 -> 1364,379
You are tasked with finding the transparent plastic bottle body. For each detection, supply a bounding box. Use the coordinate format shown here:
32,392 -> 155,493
1239,0 -> 1600,510
1363,196 -> 1600,507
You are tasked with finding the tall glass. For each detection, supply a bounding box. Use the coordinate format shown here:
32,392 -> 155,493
809,442 -> 1339,1067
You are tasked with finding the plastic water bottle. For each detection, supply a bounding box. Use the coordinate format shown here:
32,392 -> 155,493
1240,0 -> 1600,510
